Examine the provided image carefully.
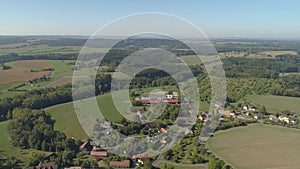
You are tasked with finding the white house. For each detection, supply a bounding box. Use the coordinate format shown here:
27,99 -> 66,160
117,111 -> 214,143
166,94 -> 173,99
269,115 -> 278,121
243,105 -> 256,111
278,116 -> 290,123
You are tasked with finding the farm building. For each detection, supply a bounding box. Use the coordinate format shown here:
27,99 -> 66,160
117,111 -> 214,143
90,151 -> 108,160
269,115 -> 278,122
242,105 -> 256,111
141,93 -> 165,104
168,99 -> 179,104
110,160 -> 131,168
26,162 -> 58,169
80,140 -> 92,151
278,116 -> 290,123
281,110 -> 293,116
198,113 -> 207,122
132,155 -> 150,165
160,127 -> 168,133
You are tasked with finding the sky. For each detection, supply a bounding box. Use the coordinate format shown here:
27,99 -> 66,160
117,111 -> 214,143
1,0 -> 300,39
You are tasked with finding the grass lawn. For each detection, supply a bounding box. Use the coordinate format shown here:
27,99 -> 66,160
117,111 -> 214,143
0,121 -> 51,166
246,95 -> 300,114
45,93 -> 124,140
0,83 -> 24,99
207,124 -> 300,169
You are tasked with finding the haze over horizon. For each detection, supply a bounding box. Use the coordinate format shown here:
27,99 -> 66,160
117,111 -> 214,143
1,0 -> 300,39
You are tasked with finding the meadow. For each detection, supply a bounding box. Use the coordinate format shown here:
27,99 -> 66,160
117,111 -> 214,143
207,124 -> 300,169
0,60 -> 52,84
45,93 -> 124,140
246,95 -> 300,114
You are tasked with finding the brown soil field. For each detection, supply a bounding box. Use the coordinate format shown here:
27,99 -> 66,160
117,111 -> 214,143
12,60 -> 52,69
0,70 -> 51,84
0,60 -> 52,84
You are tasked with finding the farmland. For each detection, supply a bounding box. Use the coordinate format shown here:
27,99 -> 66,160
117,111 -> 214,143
246,95 -> 300,114
207,124 -> 300,169
0,60 -> 74,98
0,60 -> 52,84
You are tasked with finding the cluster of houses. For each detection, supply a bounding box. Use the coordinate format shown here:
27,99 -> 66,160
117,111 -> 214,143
25,140 -> 150,169
139,91 -> 179,105
268,110 -> 297,124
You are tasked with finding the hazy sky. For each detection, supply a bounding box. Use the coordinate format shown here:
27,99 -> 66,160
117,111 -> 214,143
1,0 -> 300,38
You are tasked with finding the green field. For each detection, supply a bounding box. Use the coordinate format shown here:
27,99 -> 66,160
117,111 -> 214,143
207,124 -> 300,169
246,95 -> 300,114
0,121 -> 51,166
156,162 -> 207,169
45,93 -> 124,140
180,55 -> 202,65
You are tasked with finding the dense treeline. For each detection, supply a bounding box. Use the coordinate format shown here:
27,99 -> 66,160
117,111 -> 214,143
214,39 -> 300,53
8,109 -> 77,151
0,52 -> 78,64
6,109 -> 100,167
32,38 -> 87,46
222,55 -> 300,78
0,36 -> 29,45
0,74 -> 112,121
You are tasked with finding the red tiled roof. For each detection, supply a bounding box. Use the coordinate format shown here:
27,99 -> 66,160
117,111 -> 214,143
91,151 -> 108,157
39,162 -> 57,168
80,141 -> 89,149
168,99 -> 179,104
160,128 -> 168,133
140,156 -> 150,163
147,122 -> 157,128
110,160 -> 130,168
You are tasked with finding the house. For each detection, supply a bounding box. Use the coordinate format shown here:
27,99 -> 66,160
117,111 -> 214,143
31,162 -> 58,169
242,105 -> 256,111
160,128 -> 168,133
291,119 -> 297,124
141,93 -> 165,104
168,99 -> 179,104
254,114 -> 262,120
269,115 -> 278,122
90,151 -> 108,160
229,110 -> 236,116
198,114 -> 207,122
166,94 -> 173,99
80,141 -> 92,151
138,156 -> 150,165
214,102 -> 224,109
110,160 -> 131,168
221,110 -> 236,116
278,116 -> 290,123
281,110 -> 293,116
146,122 -> 157,128
221,110 -> 231,116
172,91 -> 179,97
